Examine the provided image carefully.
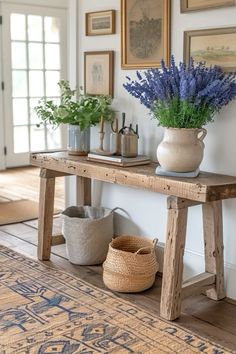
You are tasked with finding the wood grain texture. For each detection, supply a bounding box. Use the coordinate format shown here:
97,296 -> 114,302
31,152 -> 236,202
51,234 -> 65,246
30,152 -> 234,321
76,176 -> 91,206
0,166 -> 65,210
167,196 -> 202,209
38,175 -> 55,261
40,168 -> 71,178
182,272 -> 216,299
202,201 -> 225,300
160,202 -> 188,320
25,215 -> 62,236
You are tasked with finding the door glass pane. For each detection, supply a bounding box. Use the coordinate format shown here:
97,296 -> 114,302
12,71 -> 27,97
45,44 -> 60,69
28,43 -> 43,69
14,126 -> 29,153
8,8 -> 65,160
11,42 -> 27,69
30,98 -> 42,124
29,71 -> 44,96
47,125 -> 61,149
28,15 -> 42,41
30,96 -> 60,125
46,71 -> 60,96
44,17 -> 60,42
11,14 -> 26,40
30,125 -> 45,151
13,98 -> 28,125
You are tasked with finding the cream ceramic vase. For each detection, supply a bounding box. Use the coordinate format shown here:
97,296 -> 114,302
156,127 -> 207,172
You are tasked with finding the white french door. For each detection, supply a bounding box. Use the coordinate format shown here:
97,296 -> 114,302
1,3 -> 67,167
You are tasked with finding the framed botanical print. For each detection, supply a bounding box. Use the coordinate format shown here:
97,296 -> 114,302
84,51 -> 114,97
184,27 -> 236,71
121,0 -> 170,69
86,10 -> 116,36
181,0 -> 236,12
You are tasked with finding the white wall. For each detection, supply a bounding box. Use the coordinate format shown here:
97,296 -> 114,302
77,0 -> 236,299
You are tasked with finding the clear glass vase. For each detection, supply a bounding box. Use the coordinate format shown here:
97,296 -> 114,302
67,124 -> 90,155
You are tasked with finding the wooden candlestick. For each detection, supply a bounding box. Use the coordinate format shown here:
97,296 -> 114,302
91,115 -> 115,156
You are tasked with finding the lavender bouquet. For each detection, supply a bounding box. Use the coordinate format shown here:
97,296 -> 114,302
124,56 -> 236,129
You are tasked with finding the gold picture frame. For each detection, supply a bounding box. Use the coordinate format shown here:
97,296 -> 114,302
121,0 -> 170,69
86,10 -> 115,36
181,0 -> 236,12
184,27 -> 236,71
84,51 -> 114,97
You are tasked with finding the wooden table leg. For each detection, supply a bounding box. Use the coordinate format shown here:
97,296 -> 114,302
38,171 -> 55,261
202,200 -> 225,300
160,196 -> 188,320
76,176 -> 91,206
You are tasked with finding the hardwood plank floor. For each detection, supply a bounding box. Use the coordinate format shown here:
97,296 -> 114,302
0,167 -> 235,351
0,166 -> 65,209
0,222 -> 235,351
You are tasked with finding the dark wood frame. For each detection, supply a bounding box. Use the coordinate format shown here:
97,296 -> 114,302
181,0 -> 236,12
121,0 -> 170,69
86,10 -> 115,36
184,27 -> 236,72
84,51 -> 114,97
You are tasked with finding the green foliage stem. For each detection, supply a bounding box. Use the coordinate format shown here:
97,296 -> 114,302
34,80 -> 115,130
152,99 -> 214,128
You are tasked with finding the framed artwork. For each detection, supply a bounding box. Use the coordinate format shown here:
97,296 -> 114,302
84,51 -> 114,96
121,0 -> 170,69
86,10 -> 115,36
184,27 -> 236,71
181,0 -> 236,12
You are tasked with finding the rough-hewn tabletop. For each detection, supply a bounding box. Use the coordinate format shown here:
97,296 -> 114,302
31,152 -> 236,202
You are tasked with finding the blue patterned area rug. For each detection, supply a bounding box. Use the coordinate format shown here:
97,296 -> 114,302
0,246 -> 233,354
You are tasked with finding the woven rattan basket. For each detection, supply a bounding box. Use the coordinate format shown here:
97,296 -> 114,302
103,235 -> 158,293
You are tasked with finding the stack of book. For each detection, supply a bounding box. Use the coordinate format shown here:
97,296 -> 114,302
87,153 -> 150,167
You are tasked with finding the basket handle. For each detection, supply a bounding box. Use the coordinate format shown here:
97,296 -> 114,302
135,239 -> 158,255
110,207 -> 129,216
153,238 -> 158,247
135,246 -> 152,255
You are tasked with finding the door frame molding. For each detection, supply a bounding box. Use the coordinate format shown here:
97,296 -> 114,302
0,1 -> 68,168
0,3 -> 5,170
65,0 -> 78,207
0,0 -> 69,170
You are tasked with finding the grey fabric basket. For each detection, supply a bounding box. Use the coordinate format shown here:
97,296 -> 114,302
61,206 -> 114,265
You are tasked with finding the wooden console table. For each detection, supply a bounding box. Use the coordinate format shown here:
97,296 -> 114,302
31,152 -> 236,321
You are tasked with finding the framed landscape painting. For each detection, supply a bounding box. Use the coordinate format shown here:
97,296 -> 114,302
86,10 -> 115,36
184,27 -> 236,71
121,0 -> 170,69
181,0 -> 236,12
84,51 -> 114,97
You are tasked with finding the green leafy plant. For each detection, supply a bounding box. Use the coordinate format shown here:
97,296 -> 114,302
34,80 -> 115,130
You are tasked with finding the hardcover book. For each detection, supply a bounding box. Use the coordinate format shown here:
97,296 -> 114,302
87,154 -> 150,167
